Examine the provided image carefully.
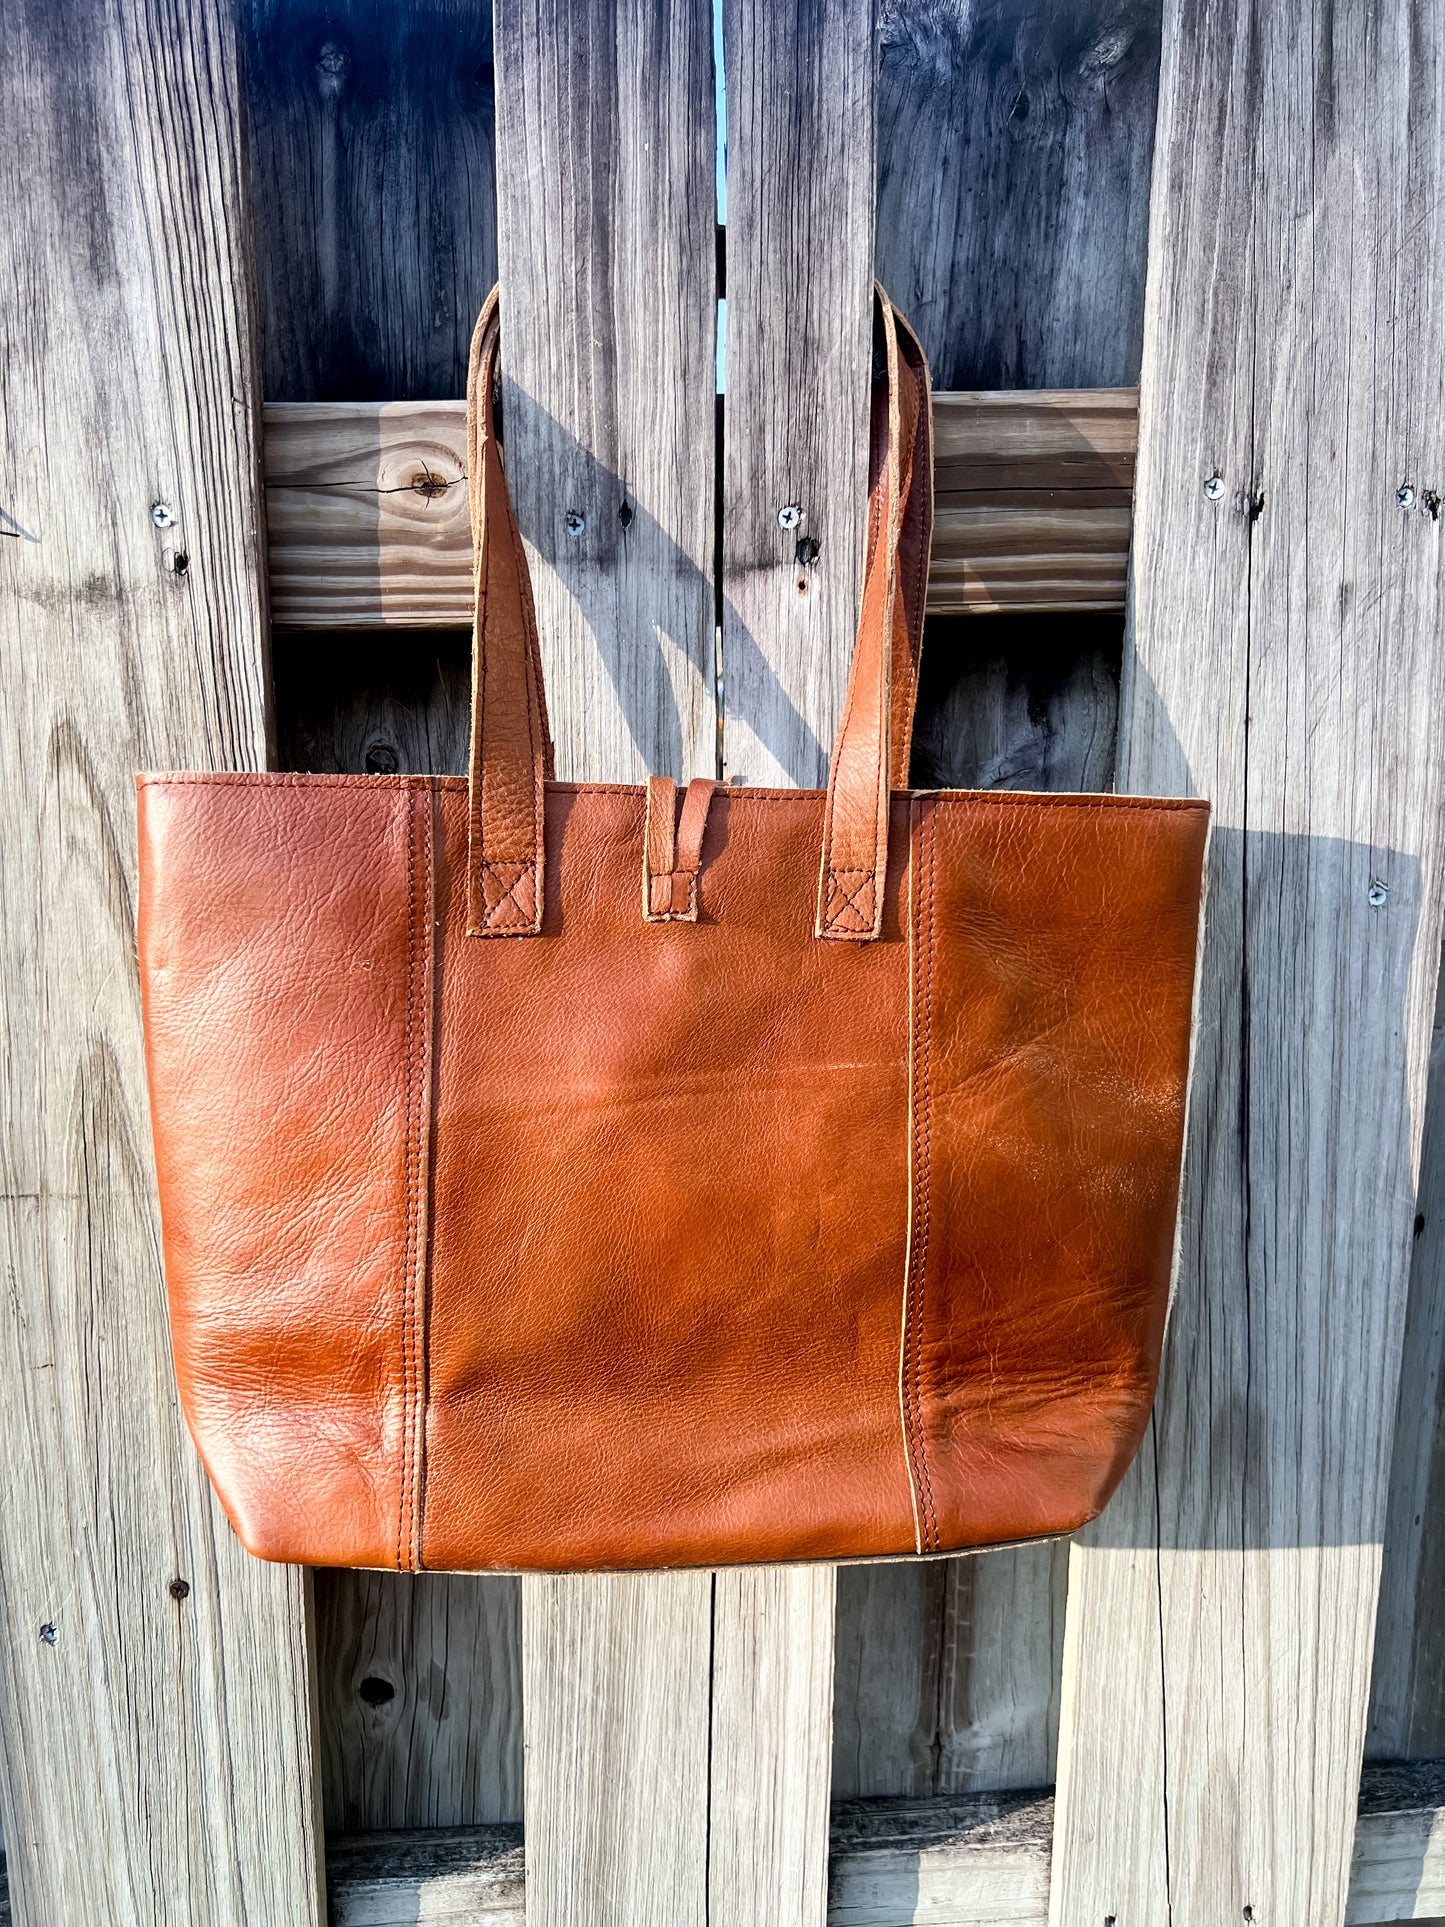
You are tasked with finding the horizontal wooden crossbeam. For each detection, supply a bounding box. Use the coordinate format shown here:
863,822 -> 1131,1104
262,389 -> 1138,629
322,1764 -> 1445,1925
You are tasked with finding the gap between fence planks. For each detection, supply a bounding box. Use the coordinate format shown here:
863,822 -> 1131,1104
260,390 -> 1136,628
1049,0 -> 1445,1923
319,1765 -> 1445,1927
0,1 -> 324,1922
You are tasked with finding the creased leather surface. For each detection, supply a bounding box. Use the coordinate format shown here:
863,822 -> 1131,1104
138,771 -> 1207,1571
902,793 -> 1209,1553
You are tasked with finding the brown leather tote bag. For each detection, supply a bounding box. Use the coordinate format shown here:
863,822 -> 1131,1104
137,287 -> 1208,1573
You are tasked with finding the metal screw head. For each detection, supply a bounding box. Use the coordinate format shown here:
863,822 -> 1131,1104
150,501 -> 176,528
38,1622 -> 57,1645
777,503 -> 802,530
1397,484 -> 1416,509
1203,475 -> 1225,502
1368,879 -> 1389,908
169,1577 -> 191,1602
564,510 -> 586,536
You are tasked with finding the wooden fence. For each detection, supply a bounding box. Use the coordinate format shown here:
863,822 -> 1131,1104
2,0 -> 1444,1922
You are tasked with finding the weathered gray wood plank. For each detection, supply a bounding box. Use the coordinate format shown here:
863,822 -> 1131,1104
315,1571 -> 522,1830
241,0 -> 499,402
840,0 -> 1159,1810
321,1765 -> 1445,1926
492,2 -> 717,1919
875,0 -> 1162,390
494,0 -> 717,786
1369,944 -> 1445,1761
0,1 -> 323,1920
720,0 -> 876,789
1051,0 -> 1445,1920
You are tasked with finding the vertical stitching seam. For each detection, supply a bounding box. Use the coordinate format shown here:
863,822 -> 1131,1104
411,783 -> 436,1570
916,810 -> 940,1551
899,804 -> 925,1553
398,786 -> 417,1572
903,802 -> 940,1554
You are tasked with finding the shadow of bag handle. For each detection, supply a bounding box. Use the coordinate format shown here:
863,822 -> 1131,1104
462,283 -> 933,941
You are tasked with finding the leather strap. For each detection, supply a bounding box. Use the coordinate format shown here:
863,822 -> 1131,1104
464,285 -> 931,943
815,287 -> 933,940
465,289 -> 553,936
643,776 -> 715,921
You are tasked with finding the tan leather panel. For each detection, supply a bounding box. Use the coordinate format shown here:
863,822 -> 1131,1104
423,784 -> 915,1572
137,774 -> 431,1568
904,792 -> 1210,1551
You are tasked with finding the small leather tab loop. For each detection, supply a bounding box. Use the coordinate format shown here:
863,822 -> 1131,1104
465,290 -> 553,937
816,287 -> 933,943
644,776 -> 714,923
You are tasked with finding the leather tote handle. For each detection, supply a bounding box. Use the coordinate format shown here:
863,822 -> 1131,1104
465,288 -> 554,936
463,284 -> 933,941
816,285 -> 932,938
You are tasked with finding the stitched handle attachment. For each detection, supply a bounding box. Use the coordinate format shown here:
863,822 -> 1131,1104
464,286 -> 932,944
644,777 -> 715,922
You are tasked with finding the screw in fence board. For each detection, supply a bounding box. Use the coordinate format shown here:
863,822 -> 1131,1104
491,1 -> 718,1920
1049,1 -> 1445,1923
0,2 -> 324,1922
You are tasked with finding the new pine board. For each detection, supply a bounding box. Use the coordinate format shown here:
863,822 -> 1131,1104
257,391 -> 1139,627
0,1 -> 323,1921
1051,1 -> 1445,1921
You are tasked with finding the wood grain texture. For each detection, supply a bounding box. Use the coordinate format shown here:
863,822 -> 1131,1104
322,1765 -> 1445,1926
491,3 -> 717,1919
833,1544 -> 1072,1802
0,1 -> 323,1921
314,1571 -> 522,1830
493,0 -> 717,785
522,1574 -> 711,1927
875,0 -> 1162,390
260,391 -> 1140,626
241,0 -> 499,402
710,1568 -> 836,1926
1050,1 -> 1445,1922
241,0 -> 520,1833
273,631 -> 473,781
1369,947 -> 1445,1761
265,402 -> 473,626
720,0 -> 877,788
